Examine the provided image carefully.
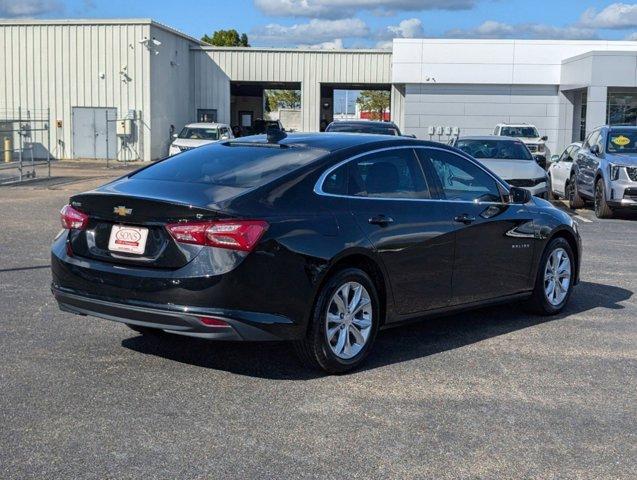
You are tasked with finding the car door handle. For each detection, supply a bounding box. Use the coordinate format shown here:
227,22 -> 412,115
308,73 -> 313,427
453,214 -> 476,225
368,215 -> 394,226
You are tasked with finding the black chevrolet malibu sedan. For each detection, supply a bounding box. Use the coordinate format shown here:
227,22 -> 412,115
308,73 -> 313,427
52,132 -> 581,373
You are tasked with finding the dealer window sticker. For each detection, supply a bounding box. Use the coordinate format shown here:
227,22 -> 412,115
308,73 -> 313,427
611,135 -> 631,147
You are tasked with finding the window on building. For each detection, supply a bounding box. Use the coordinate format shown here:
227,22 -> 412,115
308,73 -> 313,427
607,90 -> 637,126
197,109 -> 218,123
579,91 -> 587,141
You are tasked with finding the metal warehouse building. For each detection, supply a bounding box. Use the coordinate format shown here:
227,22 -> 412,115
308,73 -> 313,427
1,18 -> 636,162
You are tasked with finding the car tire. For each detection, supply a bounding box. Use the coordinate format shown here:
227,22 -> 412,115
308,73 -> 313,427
546,175 -> 556,200
594,178 -> 614,219
568,174 -> 585,209
528,237 -> 575,316
126,324 -> 164,336
294,268 -> 380,374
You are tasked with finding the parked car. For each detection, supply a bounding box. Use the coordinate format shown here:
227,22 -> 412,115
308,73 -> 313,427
452,136 -> 549,198
249,119 -> 284,135
325,120 -> 404,136
570,126 -> 637,218
168,122 -> 233,156
494,123 -> 551,168
547,142 -> 581,199
52,133 -> 581,373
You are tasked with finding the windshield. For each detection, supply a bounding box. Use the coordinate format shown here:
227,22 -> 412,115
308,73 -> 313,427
455,139 -> 534,160
500,126 -> 539,138
133,143 -> 326,188
607,129 -> 637,154
326,123 -> 399,136
178,127 -> 219,140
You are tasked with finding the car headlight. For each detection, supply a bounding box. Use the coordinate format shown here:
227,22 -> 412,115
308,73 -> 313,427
609,163 -> 623,181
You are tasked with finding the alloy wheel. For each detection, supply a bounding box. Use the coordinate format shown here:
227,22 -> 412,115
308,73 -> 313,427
543,247 -> 571,306
325,282 -> 373,359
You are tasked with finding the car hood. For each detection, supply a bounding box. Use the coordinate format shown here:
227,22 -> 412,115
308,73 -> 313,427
517,137 -> 545,145
475,158 -> 545,180
606,152 -> 637,166
171,138 -> 218,148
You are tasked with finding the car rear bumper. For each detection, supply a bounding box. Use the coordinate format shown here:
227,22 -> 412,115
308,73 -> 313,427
52,284 -> 301,341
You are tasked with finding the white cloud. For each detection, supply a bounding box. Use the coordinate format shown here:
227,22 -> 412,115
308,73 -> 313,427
252,18 -> 368,45
445,20 -> 599,40
627,31 -> 637,40
375,40 -> 393,49
387,18 -> 424,38
254,0 -> 476,19
580,3 -> 637,29
0,0 -> 62,17
298,38 -> 344,49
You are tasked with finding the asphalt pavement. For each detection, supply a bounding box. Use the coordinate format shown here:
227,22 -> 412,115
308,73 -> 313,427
0,170 -> 635,479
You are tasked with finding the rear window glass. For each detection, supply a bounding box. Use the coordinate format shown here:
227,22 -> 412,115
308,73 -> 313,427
455,139 -> 533,160
133,143 -> 326,188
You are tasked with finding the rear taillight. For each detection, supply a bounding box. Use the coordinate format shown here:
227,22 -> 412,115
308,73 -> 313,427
60,204 -> 89,230
165,220 -> 269,252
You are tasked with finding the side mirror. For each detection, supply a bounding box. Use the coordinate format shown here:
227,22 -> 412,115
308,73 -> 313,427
534,156 -> 547,170
590,144 -> 600,156
550,154 -> 560,163
541,135 -> 548,141
509,186 -> 532,204
172,133 -> 178,139
220,134 -> 229,140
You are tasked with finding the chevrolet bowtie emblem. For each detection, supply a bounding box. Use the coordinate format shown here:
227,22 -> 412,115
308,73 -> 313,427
113,206 -> 132,216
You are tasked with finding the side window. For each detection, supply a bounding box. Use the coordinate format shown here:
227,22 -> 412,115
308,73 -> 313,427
582,133 -> 592,149
561,146 -> 574,162
322,163 -> 348,195
586,131 -> 599,150
349,149 -> 430,199
418,149 -> 502,203
494,126 -> 500,135
594,131 -> 604,150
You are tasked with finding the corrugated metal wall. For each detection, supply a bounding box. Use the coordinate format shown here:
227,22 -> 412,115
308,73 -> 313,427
0,21 -> 152,160
197,48 -> 393,131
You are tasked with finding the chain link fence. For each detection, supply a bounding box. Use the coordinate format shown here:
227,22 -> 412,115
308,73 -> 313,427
0,108 -> 52,185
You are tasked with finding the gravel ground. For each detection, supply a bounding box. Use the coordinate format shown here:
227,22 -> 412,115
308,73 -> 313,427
0,171 -> 635,479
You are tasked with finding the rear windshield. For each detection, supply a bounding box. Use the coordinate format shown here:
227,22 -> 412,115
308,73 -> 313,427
455,139 -> 533,161
326,123 -> 399,136
500,126 -> 539,138
607,130 -> 637,154
133,143 -> 326,188
178,127 -> 219,140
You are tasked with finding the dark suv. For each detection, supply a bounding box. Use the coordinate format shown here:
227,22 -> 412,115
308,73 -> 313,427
569,126 -> 637,218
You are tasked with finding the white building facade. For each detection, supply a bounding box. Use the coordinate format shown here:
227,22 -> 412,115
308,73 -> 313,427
392,38 -> 637,153
1,19 -> 636,161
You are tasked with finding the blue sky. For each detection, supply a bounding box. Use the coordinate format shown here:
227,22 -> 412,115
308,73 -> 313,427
4,1 -> 637,48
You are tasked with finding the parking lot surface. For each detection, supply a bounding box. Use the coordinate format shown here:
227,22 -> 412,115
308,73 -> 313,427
1,170 -> 636,479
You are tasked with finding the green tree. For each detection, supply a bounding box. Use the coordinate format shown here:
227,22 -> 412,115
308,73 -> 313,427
356,90 -> 390,120
265,90 -> 301,111
201,29 -> 249,47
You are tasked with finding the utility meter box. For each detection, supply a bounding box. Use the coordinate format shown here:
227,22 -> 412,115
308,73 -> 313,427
444,126 -> 452,135
427,126 -> 435,135
435,126 -> 443,135
116,118 -> 132,136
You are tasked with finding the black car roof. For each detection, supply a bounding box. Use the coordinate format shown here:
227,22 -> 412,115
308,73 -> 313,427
228,131 -> 411,153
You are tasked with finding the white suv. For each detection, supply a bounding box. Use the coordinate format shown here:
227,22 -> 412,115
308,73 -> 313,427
168,123 -> 233,156
494,124 -> 551,168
